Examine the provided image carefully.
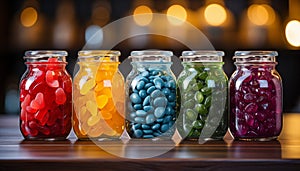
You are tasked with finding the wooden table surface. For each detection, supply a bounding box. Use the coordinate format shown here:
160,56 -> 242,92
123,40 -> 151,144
0,114 -> 300,171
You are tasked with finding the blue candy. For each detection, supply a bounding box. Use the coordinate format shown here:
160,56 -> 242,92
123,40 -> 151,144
143,106 -> 154,112
156,118 -> 164,123
161,124 -> 169,132
142,124 -> 150,129
143,96 -> 150,106
129,112 -> 136,119
130,93 -> 142,104
150,89 -> 162,99
133,104 -> 142,110
162,88 -> 171,95
168,93 -> 176,102
143,135 -> 154,138
136,110 -> 147,117
143,129 -> 153,134
144,83 -> 153,89
127,68 -> 177,139
133,123 -> 141,130
134,129 -> 143,138
134,117 -> 145,124
146,86 -> 156,94
153,97 -> 167,107
136,80 -> 145,90
141,71 -> 150,77
138,90 -> 147,99
163,115 -> 172,123
154,107 -> 165,118
146,114 -> 155,124
165,106 -> 174,115
152,124 -> 160,130
153,78 -> 164,89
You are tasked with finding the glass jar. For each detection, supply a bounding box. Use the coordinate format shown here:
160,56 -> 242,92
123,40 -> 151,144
73,50 -> 124,140
125,51 -> 177,139
19,50 -> 72,140
177,51 -> 228,140
229,51 -> 282,141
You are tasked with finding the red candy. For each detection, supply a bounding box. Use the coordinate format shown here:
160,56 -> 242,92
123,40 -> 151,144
55,88 -> 66,105
230,66 -> 282,139
46,70 -> 59,88
20,57 -> 72,140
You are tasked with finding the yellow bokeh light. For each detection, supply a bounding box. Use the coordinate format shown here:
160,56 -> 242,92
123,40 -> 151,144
167,5 -> 187,25
133,5 -> 153,26
285,20 -> 300,47
204,4 -> 227,26
20,7 -> 38,27
262,4 -> 276,25
247,4 -> 269,26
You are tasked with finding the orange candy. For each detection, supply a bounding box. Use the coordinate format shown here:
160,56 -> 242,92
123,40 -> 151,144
73,60 -> 124,139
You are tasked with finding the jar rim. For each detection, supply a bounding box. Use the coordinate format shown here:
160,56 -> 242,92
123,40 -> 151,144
24,50 -> 68,59
233,51 -> 278,63
130,50 -> 173,57
78,50 -> 121,58
180,50 -> 224,62
234,51 -> 278,57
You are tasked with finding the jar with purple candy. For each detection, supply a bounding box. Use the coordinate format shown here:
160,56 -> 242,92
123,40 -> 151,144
229,51 -> 282,141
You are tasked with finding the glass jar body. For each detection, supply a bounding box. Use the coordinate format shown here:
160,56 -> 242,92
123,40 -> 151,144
125,62 -> 177,139
177,63 -> 228,140
19,53 -> 72,140
73,55 -> 124,140
229,63 -> 282,141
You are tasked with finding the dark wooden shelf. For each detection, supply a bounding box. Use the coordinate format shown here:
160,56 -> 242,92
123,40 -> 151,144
1,114 -> 300,171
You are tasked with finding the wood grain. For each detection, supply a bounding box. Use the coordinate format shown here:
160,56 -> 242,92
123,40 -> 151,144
0,114 -> 300,171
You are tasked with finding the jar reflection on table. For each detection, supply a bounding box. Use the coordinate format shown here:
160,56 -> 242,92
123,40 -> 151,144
229,51 -> 283,141
176,51 -> 228,141
73,50 -> 124,140
19,50 -> 72,140
125,50 -> 177,139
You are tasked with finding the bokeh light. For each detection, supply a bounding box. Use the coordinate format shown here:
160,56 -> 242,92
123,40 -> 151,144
133,5 -> 153,26
20,7 -> 38,27
247,4 -> 274,26
167,5 -> 187,25
204,4 -> 227,26
85,25 -> 103,46
285,20 -> 300,47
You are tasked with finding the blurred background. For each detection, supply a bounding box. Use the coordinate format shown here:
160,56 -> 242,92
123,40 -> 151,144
0,0 -> 299,115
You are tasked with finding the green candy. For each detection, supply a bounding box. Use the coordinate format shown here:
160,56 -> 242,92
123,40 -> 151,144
197,72 -> 208,80
194,91 -> 204,103
186,109 -> 197,121
201,87 -> 212,96
192,120 -> 204,129
204,95 -> 212,107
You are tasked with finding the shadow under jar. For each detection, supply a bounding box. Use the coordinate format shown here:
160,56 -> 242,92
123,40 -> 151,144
229,51 -> 283,141
125,51 -> 177,139
176,51 -> 228,141
19,51 -> 72,140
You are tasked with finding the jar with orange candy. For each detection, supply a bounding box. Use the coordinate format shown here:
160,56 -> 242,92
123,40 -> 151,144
73,50 -> 125,140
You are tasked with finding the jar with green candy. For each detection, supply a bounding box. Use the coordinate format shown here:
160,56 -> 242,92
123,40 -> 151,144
176,51 -> 228,141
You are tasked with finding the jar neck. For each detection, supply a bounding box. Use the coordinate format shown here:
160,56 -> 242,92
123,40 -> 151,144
26,63 -> 67,70
78,50 -> 120,62
131,62 -> 172,70
183,62 -> 224,69
236,63 -> 276,70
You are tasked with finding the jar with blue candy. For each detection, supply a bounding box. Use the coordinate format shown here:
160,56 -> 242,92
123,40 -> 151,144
125,51 -> 177,139
176,51 -> 228,141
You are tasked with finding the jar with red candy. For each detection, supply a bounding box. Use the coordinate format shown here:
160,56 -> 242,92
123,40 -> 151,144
19,51 -> 72,140
229,51 -> 282,141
